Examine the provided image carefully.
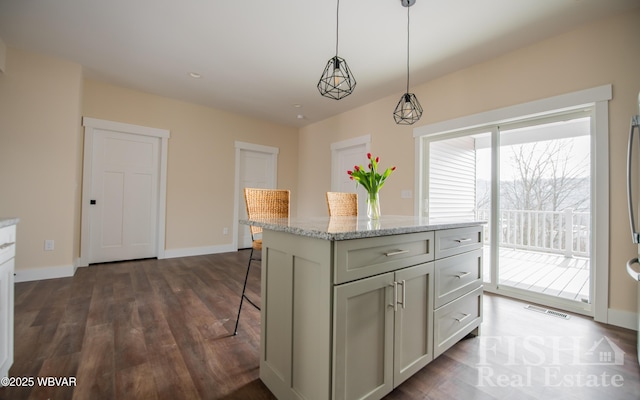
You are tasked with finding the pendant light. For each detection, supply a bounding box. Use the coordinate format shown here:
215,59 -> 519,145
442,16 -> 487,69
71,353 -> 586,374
317,0 -> 356,100
393,0 -> 423,125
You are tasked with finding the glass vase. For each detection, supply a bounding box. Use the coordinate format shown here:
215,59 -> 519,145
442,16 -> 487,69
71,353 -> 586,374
367,191 -> 381,220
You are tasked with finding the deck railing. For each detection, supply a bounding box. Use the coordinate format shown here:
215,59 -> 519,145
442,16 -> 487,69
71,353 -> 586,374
476,209 -> 590,258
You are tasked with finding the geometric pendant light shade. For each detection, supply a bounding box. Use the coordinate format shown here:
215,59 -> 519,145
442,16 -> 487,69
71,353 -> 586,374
318,55 -> 356,100
393,93 -> 423,125
393,0 -> 423,125
318,0 -> 356,100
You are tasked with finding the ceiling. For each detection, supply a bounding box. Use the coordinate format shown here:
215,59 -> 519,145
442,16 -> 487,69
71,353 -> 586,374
1,0 -> 639,128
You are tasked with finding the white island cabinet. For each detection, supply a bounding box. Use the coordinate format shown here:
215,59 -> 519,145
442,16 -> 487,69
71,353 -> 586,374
241,216 -> 483,400
0,218 -> 18,381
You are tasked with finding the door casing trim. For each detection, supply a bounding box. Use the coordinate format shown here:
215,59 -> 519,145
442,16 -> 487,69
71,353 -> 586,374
79,117 -> 170,266
233,141 -> 279,251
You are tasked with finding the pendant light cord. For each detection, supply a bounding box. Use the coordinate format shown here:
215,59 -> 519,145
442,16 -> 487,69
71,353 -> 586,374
406,2 -> 410,94
335,0 -> 340,57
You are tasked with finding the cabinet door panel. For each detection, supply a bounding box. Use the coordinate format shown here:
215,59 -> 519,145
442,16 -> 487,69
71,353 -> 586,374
334,273 -> 394,400
394,262 -> 434,386
0,257 -> 14,379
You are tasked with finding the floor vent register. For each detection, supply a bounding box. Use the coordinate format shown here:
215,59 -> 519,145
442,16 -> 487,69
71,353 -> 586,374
524,304 -> 571,319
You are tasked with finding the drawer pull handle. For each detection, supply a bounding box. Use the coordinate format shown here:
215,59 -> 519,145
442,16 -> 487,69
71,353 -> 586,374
0,242 -> 15,250
385,249 -> 409,257
454,313 -> 471,323
454,238 -> 472,243
455,271 -> 472,279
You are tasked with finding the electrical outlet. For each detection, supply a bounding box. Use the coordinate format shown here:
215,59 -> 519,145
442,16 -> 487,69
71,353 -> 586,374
223,227 -> 229,235
44,239 -> 54,251
401,190 -> 413,199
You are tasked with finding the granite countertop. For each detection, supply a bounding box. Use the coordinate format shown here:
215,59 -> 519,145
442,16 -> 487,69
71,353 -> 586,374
240,215 -> 485,241
0,218 -> 19,229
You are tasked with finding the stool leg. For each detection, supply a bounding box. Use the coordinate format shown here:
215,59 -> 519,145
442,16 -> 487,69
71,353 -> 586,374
234,248 -> 260,335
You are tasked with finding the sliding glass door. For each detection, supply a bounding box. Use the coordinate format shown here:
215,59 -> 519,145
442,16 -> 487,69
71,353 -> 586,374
424,112 -> 593,314
498,118 -> 591,305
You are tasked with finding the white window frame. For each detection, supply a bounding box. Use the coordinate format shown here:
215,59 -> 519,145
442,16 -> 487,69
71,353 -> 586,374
413,85 -> 611,323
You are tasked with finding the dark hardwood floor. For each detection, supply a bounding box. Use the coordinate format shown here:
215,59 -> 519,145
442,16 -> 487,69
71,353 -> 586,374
1,251 -> 638,400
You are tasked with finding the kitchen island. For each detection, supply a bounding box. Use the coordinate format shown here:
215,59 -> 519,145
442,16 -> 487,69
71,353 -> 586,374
241,215 -> 484,400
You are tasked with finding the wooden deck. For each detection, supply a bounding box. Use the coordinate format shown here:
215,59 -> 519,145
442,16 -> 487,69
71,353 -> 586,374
483,246 -> 590,303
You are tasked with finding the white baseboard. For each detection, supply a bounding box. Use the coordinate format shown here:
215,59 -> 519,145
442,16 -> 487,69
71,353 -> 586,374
607,308 -> 638,331
14,264 -> 76,283
13,245 -> 239,283
162,244 -> 236,259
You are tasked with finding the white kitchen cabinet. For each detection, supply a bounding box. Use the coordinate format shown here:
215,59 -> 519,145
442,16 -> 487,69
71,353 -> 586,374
0,221 -> 17,380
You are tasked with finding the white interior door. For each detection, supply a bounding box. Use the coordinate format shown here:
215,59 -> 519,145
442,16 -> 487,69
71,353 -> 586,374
235,142 -> 278,249
89,130 -> 160,263
331,135 -> 371,215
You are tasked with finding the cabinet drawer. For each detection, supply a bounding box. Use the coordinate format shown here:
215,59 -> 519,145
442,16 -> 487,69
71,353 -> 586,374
334,231 -> 434,284
434,249 -> 482,308
433,286 -> 482,358
0,225 -> 16,266
435,226 -> 482,259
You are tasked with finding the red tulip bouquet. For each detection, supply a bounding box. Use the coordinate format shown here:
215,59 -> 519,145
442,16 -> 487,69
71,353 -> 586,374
347,153 -> 396,219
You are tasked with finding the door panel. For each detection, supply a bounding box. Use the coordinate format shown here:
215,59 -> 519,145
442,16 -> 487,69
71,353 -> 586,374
101,171 -> 125,247
90,130 -> 159,263
237,148 -> 277,248
332,139 -> 369,216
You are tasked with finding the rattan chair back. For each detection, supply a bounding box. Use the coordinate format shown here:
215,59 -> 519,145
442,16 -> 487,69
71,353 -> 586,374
244,188 -> 290,240
326,192 -> 358,216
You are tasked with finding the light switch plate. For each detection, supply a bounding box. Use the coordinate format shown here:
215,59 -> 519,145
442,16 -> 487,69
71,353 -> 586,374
44,239 -> 55,251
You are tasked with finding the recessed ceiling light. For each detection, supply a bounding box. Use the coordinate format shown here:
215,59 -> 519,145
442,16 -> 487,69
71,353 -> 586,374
293,104 -> 302,108
189,72 -> 202,79
297,114 -> 305,119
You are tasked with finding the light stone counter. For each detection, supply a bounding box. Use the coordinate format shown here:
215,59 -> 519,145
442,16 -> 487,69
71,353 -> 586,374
0,218 -> 19,229
240,215 -> 485,241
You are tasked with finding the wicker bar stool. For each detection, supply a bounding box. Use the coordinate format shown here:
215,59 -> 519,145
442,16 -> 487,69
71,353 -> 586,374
326,192 -> 358,216
234,188 -> 290,335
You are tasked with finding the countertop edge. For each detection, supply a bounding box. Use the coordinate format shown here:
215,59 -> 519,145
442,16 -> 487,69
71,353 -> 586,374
0,218 -> 20,229
240,217 -> 485,241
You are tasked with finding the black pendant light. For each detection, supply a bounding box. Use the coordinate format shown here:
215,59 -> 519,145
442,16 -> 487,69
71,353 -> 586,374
393,0 -> 423,125
318,0 -> 356,100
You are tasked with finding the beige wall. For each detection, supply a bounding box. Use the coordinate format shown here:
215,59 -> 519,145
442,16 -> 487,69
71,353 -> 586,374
298,10 -> 640,314
82,80 -> 299,252
0,47 -> 83,274
0,47 -> 298,274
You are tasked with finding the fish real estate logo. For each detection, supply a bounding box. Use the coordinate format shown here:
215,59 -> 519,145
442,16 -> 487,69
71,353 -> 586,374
476,335 -> 626,388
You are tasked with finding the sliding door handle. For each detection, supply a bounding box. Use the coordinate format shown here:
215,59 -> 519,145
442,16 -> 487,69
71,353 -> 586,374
627,258 -> 640,281
627,120 -> 640,243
